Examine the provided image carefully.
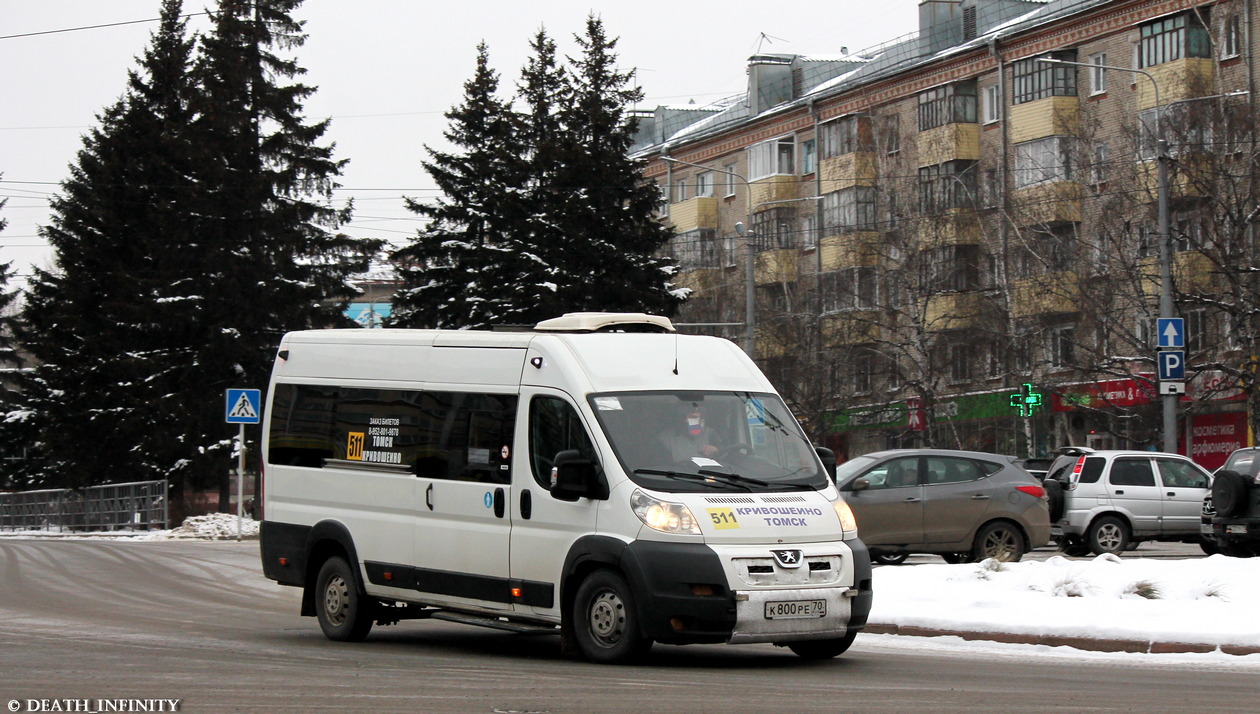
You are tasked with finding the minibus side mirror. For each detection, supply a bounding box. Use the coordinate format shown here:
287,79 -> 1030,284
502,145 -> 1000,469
815,446 -> 837,480
550,450 -> 608,502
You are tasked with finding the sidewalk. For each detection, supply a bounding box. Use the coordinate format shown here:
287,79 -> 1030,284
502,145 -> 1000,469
863,623 -> 1260,656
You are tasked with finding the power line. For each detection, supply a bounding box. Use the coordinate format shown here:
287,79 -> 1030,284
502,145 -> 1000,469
0,12 -> 208,41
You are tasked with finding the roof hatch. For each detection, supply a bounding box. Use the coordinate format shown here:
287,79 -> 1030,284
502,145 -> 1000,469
533,312 -> 676,333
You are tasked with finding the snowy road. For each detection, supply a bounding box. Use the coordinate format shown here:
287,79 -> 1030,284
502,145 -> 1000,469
0,539 -> 1257,713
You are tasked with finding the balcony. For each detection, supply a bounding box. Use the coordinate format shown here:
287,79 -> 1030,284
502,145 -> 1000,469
1010,181 -> 1081,227
1010,272 -> 1080,318
917,123 -> 979,167
819,232 -> 881,272
1137,58 -> 1216,111
1140,251 -> 1215,298
821,310 -> 881,347
755,249 -> 797,285
917,213 -> 981,251
749,175 -> 798,208
1009,96 -> 1079,144
672,267 -> 723,296
818,153 -> 877,193
668,196 -> 719,232
924,291 -> 987,331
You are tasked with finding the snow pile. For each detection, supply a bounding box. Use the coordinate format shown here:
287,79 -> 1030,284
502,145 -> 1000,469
163,512 -> 260,540
870,554 -> 1260,647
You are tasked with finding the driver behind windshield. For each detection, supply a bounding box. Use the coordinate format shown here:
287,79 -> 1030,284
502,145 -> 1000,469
658,404 -> 721,461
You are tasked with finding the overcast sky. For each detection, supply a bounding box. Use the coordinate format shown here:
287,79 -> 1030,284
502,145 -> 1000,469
0,1 -> 922,280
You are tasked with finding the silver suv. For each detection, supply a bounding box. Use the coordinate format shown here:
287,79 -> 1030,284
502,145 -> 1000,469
1045,448 -> 1213,556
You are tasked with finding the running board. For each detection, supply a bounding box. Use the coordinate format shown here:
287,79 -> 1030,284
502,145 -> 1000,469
428,610 -> 559,635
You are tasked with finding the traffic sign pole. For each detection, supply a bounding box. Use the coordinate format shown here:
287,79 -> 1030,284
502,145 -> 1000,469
225,388 -> 262,542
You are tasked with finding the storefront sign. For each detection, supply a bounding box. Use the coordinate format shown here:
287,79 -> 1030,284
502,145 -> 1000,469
1181,412 -> 1247,471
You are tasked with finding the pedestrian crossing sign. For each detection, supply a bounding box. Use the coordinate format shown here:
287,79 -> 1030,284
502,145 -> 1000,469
225,388 -> 262,424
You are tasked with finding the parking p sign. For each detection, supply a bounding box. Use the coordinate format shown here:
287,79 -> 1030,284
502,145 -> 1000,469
225,388 -> 262,424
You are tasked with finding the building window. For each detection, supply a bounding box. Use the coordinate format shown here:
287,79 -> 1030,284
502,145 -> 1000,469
948,343 -> 972,383
1138,103 -> 1212,160
1185,309 -> 1207,353
1140,12 -> 1211,68
722,233 -> 739,268
673,229 -> 719,270
1016,226 -> 1075,277
673,179 -> 688,203
1049,325 -> 1076,368
918,81 -> 977,131
822,186 -> 879,234
1223,14 -> 1242,58
821,115 -> 871,158
879,114 -> 901,154
983,83 -> 1001,124
800,139 -> 817,175
751,207 -> 794,252
801,213 -> 818,250
695,172 -> 713,198
724,163 -> 738,197
924,245 -> 982,293
918,160 -> 978,213
749,137 -> 795,180
1089,53 -> 1108,94
821,267 -> 877,312
1013,136 -> 1073,189
1012,52 -> 1077,105
853,358 -> 874,395
1090,141 -> 1108,187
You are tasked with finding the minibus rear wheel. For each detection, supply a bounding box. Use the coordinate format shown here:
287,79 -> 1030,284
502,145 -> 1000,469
315,556 -> 375,642
572,569 -> 652,664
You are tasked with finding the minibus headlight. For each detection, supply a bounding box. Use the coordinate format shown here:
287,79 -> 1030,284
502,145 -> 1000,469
832,497 -> 858,537
631,490 -> 701,535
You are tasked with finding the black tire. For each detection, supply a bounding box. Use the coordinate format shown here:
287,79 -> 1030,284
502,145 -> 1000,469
1060,536 -> 1091,557
315,556 -> 375,642
873,553 -> 909,566
786,629 -> 858,660
941,552 -> 972,564
1212,470 -> 1250,518
572,570 -> 652,664
1087,515 -> 1130,556
1199,537 -> 1218,556
972,521 -> 1026,562
1043,479 -> 1065,523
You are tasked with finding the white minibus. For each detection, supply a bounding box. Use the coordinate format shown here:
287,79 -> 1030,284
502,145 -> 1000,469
260,313 -> 871,663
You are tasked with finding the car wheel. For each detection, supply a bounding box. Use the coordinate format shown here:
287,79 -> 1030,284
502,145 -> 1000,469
315,556 -> 376,642
572,570 -> 652,664
972,521 -> 1026,562
1043,479 -> 1065,523
941,552 -> 972,564
1060,536 -> 1091,557
873,553 -> 909,566
1212,470 -> 1250,518
786,630 -> 858,660
1199,537 -> 1218,556
1087,516 -> 1130,556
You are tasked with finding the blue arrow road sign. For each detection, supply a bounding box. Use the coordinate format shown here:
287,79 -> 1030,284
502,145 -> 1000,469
225,388 -> 262,424
1157,318 -> 1184,348
1158,351 -> 1185,382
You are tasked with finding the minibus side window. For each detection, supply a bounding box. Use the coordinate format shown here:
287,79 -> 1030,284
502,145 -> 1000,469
529,396 -> 597,489
267,383 -> 337,467
415,392 -> 517,485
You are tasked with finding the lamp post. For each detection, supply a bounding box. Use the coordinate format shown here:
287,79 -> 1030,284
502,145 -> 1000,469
1038,57 -> 1177,452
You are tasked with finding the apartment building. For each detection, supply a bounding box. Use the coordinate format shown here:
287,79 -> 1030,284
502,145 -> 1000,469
636,0 -> 1257,466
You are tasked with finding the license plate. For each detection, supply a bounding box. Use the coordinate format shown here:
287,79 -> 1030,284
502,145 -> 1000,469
764,599 -> 826,619
1201,523 -> 1213,536
1227,524 -> 1248,534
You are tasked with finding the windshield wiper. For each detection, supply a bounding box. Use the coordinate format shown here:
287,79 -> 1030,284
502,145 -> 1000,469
633,468 -> 755,491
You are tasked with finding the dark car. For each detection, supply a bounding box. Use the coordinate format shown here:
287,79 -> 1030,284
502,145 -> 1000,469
834,449 -> 1052,565
1211,447 -> 1260,557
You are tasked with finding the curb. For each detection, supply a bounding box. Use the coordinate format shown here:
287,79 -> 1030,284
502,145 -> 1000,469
864,623 -> 1260,656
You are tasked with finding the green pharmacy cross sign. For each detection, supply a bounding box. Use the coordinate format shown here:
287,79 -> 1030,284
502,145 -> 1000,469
1009,383 -> 1043,418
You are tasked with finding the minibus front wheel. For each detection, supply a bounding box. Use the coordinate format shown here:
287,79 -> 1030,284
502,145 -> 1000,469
572,569 -> 652,664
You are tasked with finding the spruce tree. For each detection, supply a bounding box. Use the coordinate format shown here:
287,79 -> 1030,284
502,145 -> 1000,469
389,43 -> 536,329
184,0 -> 377,505
550,16 -> 681,316
13,1 -> 202,490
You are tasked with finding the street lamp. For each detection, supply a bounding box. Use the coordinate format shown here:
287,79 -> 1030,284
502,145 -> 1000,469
1037,57 -> 1177,452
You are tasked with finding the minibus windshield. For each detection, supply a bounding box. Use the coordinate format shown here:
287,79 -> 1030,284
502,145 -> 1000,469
588,391 -> 828,492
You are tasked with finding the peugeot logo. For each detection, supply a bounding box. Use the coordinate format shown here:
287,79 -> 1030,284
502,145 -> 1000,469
771,549 -> 804,568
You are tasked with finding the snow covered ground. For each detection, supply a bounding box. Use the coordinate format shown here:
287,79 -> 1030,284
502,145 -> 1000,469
869,553 -> 1260,651
3,515 -> 1259,657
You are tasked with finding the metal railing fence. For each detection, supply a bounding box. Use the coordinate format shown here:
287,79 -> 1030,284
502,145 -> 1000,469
0,480 -> 169,532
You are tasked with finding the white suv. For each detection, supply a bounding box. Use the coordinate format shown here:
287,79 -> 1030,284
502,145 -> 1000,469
1044,448 -> 1213,556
